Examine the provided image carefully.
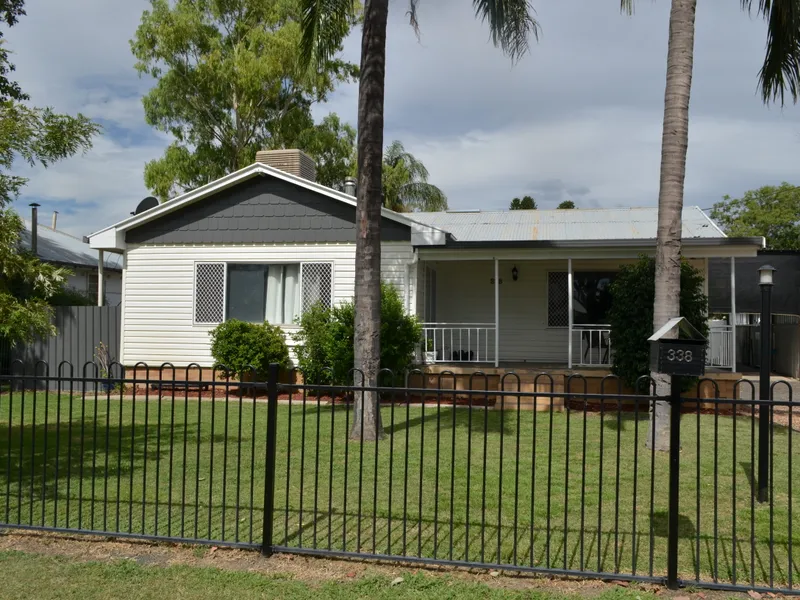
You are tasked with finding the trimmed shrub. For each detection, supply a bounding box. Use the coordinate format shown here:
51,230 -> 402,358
209,319 -> 289,380
608,255 -> 708,387
294,283 -> 421,385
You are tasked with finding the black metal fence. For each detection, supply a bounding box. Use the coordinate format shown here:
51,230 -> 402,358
0,361 -> 797,595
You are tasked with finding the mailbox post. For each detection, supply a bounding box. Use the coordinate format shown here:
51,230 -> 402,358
648,317 -> 707,590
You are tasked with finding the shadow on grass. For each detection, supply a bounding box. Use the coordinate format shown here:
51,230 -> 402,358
385,405 -> 517,436
276,508 -> 796,585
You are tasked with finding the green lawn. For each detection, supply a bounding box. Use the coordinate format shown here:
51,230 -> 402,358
0,390 -> 797,589
0,550 -> 662,600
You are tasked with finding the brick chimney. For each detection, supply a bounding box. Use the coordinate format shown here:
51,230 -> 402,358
255,149 -> 316,182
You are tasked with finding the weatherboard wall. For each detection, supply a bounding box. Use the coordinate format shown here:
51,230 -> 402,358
120,242 -> 416,366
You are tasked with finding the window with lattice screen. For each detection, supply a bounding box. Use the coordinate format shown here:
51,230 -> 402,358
301,262 -> 333,312
194,263 -> 225,323
548,272 -> 568,327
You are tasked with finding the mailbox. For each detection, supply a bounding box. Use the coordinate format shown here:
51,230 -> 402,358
648,317 -> 707,377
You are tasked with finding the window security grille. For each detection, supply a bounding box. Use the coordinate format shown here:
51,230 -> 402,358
548,272 -> 569,327
195,263 -> 225,323
301,262 -> 333,312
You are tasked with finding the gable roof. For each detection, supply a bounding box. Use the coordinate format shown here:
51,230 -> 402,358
21,220 -> 123,270
89,162 -> 447,251
408,206 -> 727,242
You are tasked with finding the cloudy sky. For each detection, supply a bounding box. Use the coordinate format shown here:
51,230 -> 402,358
7,0 -> 800,237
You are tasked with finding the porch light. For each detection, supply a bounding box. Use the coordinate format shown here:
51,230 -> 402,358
511,265 -> 519,281
758,264 -> 776,287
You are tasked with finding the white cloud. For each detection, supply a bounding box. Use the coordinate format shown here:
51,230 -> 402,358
399,108 -> 800,210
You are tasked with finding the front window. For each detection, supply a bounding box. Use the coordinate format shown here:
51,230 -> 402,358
548,271 -> 616,327
194,261 -> 332,325
226,264 -> 302,324
572,272 -> 615,325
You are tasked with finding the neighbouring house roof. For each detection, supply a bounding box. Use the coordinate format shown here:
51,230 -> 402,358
20,220 -> 123,271
408,206 -> 728,242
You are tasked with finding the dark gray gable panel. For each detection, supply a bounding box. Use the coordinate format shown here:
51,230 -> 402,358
126,175 -> 411,244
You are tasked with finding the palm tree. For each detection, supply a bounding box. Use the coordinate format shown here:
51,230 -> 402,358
382,140 -> 447,212
300,0 -> 537,441
620,0 -> 800,451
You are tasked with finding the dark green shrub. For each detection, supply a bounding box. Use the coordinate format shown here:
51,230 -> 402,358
608,255 -> 708,387
294,283 -> 421,385
292,303 -> 332,385
380,282 -> 422,377
209,319 -> 289,380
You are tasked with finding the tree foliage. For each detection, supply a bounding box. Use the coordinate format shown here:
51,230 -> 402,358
294,283 -> 422,386
296,113 -> 355,189
510,195 -> 536,210
381,140 -> 446,212
557,200 -> 575,209
710,183 -> 800,250
131,0 -> 359,200
0,1 -> 99,345
607,256 -> 708,387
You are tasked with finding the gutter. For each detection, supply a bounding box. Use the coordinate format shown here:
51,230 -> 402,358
415,236 -> 766,250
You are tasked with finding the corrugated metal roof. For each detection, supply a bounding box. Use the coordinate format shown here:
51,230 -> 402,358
20,220 -> 123,270
407,206 -> 723,242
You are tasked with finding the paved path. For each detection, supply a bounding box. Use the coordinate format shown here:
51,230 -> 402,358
739,374 -> 800,430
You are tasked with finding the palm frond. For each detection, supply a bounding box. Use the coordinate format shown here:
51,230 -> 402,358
472,0 -> 540,62
399,182 -> 448,212
407,0 -> 421,37
620,0 -> 634,16
299,0 -> 357,69
741,0 -> 800,104
384,140 -> 430,181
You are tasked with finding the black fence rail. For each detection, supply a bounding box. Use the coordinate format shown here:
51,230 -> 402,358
0,361 -> 797,596
0,361 -> 270,549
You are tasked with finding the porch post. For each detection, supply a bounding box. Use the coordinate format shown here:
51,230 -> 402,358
730,256 -> 737,371
97,249 -> 105,307
567,258 -> 573,369
494,257 -> 499,367
405,263 -> 411,314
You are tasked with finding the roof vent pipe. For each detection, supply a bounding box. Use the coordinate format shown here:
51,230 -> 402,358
343,177 -> 357,197
29,203 -> 40,256
51,210 -> 58,230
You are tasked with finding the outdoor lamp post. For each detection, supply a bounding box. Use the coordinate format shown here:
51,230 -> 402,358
757,264 -> 776,503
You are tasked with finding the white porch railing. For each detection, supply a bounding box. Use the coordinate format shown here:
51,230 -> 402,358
422,323 -> 496,364
707,325 -> 734,368
572,325 -> 612,367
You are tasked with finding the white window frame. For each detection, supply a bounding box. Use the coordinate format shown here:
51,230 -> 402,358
192,260 -> 334,326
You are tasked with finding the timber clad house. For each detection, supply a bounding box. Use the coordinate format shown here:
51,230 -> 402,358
88,149 -> 762,374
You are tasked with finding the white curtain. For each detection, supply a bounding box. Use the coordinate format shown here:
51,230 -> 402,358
265,265 -> 300,324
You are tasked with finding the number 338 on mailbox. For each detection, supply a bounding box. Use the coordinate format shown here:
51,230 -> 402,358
648,317 -> 707,377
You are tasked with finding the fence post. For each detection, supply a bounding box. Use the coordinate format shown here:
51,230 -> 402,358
262,362 -> 279,556
666,376 -> 682,590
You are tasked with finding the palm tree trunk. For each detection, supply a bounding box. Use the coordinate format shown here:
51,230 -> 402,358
646,0 -> 696,452
350,0 -> 389,441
